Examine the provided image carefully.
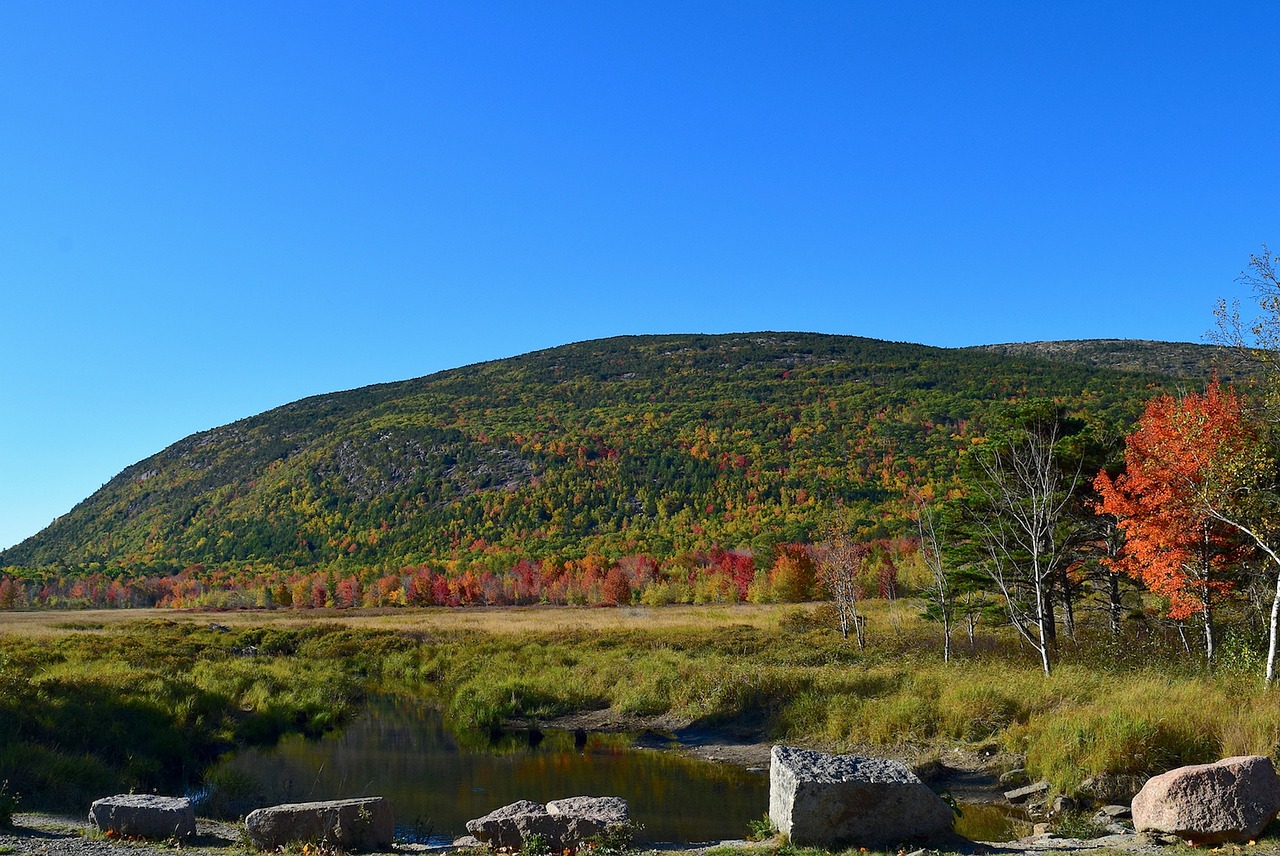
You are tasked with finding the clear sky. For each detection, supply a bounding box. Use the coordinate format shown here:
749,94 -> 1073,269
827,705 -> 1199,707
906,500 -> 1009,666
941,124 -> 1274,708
2,2 -> 1277,552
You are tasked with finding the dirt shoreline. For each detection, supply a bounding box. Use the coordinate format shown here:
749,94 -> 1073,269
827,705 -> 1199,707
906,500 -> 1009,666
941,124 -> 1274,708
535,708 -> 1013,804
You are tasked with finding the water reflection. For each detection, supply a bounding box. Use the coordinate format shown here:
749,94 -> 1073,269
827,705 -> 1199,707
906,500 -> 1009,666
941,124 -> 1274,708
210,696 -> 767,843
952,802 -> 1030,842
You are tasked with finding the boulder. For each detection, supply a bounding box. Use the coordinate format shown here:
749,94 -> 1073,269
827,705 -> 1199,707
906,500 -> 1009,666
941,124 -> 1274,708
88,794 -> 196,841
548,796 -> 630,843
245,797 -> 394,851
466,800 -> 561,851
466,796 -> 629,851
1131,756 -> 1280,845
768,745 -> 953,848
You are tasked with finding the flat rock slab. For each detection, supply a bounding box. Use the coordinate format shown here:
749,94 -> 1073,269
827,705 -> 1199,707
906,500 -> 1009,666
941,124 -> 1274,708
466,796 -> 629,851
769,745 -> 953,848
245,797 -> 394,851
1132,755 -> 1280,845
88,794 -> 196,840
1004,781 -> 1050,803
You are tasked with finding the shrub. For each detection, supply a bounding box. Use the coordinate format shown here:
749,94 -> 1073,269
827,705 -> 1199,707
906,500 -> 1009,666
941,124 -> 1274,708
0,779 -> 17,828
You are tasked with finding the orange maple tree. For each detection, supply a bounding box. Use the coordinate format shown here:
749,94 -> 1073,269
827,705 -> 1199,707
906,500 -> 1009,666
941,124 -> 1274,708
1094,381 -> 1258,656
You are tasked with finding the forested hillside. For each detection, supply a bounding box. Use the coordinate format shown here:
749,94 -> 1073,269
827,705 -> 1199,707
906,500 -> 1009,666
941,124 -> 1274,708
3,333 -> 1222,586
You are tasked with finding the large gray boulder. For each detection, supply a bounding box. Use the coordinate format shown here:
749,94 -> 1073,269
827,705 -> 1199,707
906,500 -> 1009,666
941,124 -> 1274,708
548,796 -> 630,843
245,797 -> 394,851
466,800 -> 562,851
466,796 -> 629,851
1132,756 -> 1280,845
88,794 -> 196,841
769,746 -> 953,848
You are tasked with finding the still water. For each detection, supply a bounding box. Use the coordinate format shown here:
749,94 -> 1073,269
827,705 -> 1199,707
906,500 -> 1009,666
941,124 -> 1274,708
209,696 -> 768,843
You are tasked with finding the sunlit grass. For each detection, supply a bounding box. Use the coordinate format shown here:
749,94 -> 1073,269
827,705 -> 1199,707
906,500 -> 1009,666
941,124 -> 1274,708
5,600 -> 1280,812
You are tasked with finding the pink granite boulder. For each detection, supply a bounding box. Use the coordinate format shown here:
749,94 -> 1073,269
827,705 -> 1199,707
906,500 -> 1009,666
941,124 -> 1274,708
1132,756 -> 1280,844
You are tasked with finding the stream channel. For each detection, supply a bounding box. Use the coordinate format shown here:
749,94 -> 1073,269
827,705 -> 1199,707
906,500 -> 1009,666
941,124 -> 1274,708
205,695 -> 769,844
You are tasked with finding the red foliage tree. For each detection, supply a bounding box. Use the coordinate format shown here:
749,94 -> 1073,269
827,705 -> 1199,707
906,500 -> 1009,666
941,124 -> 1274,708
0,577 -> 18,609
335,576 -> 361,608
1095,381 -> 1262,664
768,544 -> 816,602
601,566 -> 633,606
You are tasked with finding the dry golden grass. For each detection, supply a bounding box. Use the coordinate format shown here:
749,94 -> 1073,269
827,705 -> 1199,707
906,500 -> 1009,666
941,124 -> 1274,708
0,602 -> 796,638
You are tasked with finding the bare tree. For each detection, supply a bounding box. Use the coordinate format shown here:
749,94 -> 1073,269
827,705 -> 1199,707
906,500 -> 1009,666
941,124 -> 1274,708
914,494 -> 953,662
1210,245 -> 1280,683
817,526 -> 867,648
967,416 -> 1082,676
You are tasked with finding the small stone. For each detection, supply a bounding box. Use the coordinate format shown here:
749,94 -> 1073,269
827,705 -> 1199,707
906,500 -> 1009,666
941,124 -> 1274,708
1051,795 -> 1078,815
998,768 -> 1030,788
1080,774 -> 1145,804
1003,781 -> 1050,803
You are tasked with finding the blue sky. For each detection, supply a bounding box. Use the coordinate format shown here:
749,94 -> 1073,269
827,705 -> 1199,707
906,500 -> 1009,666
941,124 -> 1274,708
2,1 -> 1277,551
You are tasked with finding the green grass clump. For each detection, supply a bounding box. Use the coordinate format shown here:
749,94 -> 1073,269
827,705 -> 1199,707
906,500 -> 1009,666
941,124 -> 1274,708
0,621 -> 372,810
1008,674 -> 1280,791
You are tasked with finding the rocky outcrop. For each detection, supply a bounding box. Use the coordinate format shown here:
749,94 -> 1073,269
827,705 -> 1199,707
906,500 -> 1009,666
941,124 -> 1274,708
88,795 -> 196,841
244,797 -> 394,851
465,796 -> 629,851
768,746 -> 953,848
1131,755 -> 1280,845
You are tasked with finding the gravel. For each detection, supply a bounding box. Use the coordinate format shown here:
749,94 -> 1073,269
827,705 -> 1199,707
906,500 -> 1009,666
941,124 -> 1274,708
0,813 -> 244,856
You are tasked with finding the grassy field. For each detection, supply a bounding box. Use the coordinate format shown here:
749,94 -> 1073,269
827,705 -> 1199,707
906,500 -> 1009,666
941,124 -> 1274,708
3,600 -> 1280,818
0,602 -> 784,637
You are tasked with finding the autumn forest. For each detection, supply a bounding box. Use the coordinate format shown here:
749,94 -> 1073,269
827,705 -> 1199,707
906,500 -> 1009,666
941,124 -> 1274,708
6,251 -> 1280,684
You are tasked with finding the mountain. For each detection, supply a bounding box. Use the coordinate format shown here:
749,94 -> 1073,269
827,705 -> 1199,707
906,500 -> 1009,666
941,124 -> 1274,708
1,333 -> 1224,573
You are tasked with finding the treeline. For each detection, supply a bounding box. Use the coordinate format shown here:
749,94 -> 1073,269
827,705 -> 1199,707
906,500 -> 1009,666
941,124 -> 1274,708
0,539 -> 922,611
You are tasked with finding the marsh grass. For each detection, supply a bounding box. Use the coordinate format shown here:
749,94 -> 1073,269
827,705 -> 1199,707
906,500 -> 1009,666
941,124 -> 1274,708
6,601 -> 1280,811
0,621 -> 372,810
403,603 -> 1280,794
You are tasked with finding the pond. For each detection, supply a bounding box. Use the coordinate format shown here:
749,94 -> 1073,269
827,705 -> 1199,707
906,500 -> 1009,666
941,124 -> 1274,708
202,696 -> 769,844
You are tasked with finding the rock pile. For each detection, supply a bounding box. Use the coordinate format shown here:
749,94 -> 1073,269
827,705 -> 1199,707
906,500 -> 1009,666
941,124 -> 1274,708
465,796 -> 630,851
